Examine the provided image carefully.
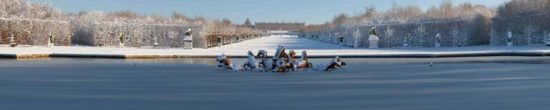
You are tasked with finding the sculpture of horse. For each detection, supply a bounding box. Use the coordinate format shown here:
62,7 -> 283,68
273,59 -> 290,72
243,51 -> 260,70
216,54 -> 228,67
321,56 -> 347,71
289,50 -> 297,63
256,50 -> 271,69
216,54 -> 241,71
272,46 -> 291,72
294,51 -> 313,69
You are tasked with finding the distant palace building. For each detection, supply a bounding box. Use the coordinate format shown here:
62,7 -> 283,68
241,18 -> 305,32
254,22 -> 305,32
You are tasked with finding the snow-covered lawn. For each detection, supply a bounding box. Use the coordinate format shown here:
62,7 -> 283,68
0,35 -> 550,58
220,35 -> 350,50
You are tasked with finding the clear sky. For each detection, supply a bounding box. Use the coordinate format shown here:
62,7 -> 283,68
31,0 -> 508,24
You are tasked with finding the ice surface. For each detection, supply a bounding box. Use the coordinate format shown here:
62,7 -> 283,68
1,57 -> 550,110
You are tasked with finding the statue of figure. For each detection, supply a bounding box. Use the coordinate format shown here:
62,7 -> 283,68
369,27 -> 378,36
153,37 -> 159,47
119,33 -> 125,47
48,32 -> 55,47
294,51 -> 313,69
435,33 -> 441,48
183,28 -> 193,49
256,50 -> 271,70
368,27 -> 379,48
184,28 -> 192,36
243,51 -> 260,70
9,33 -> 17,47
217,36 -> 223,47
506,31 -> 514,47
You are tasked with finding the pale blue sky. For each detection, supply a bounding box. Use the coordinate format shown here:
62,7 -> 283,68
31,0 -> 508,24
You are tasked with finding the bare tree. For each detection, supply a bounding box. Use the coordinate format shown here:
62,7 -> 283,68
490,28 -> 497,46
450,27 -> 460,47
545,31 -> 549,44
524,24 -> 539,46
332,14 -> 349,28
384,27 -> 394,48
222,18 -> 232,26
0,0 -> 63,20
415,24 -> 426,47
363,6 -> 376,19
497,0 -> 549,17
458,31 -> 467,47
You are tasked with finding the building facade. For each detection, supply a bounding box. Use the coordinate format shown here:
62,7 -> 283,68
254,22 -> 305,32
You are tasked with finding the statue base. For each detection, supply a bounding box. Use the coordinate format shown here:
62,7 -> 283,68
369,41 -> 379,49
9,43 -> 17,47
368,35 -> 379,49
48,42 -> 54,47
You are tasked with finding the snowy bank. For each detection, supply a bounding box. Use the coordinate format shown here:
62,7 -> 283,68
1,35 -> 550,59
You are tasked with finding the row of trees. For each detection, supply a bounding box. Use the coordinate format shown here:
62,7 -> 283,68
0,0 -> 258,35
308,0 -> 550,47
0,0 -> 63,20
490,0 -> 550,46
312,0 -> 550,34
497,0 -> 550,17
305,1 -> 495,31
302,1 -> 495,48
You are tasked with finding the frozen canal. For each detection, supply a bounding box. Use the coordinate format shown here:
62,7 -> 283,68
1,57 -> 550,110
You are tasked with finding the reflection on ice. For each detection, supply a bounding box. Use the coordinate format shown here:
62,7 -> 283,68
1,57 -> 550,110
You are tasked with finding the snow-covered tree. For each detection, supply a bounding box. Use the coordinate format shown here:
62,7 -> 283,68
524,24 -> 539,46
384,27 -> 394,48
497,0 -> 550,17
490,28 -> 497,46
414,24 -> 426,47
545,31 -> 550,43
0,0 -> 63,20
450,27 -> 460,47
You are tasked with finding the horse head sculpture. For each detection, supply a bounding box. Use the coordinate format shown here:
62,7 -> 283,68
216,54 -> 241,71
271,46 -> 292,72
274,45 -> 290,60
216,54 -> 228,67
243,51 -> 259,70
292,51 -> 313,69
278,48 -> 289,60
247,51 -> 255,57
295,51 -> 313,68
301,51 -> 308,60
324,56 -> 346,71
274,59 -> 290,72
289,50 -> 297,63
256,50 -> 271,69
256,50 -> 268,58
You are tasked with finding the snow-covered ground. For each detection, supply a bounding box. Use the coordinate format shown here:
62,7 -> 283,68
1,35 -> 550,58
220,35 -> 350,50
